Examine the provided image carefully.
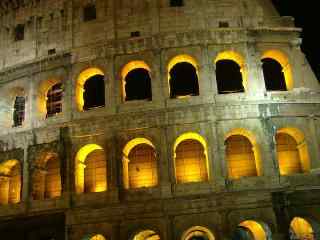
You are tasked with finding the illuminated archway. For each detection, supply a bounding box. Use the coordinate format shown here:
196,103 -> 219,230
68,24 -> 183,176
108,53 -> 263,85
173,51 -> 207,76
276,127 -> 310,175
75,144 -> 107,193
167,55 -> 200,98
0,160 -> 21,205
122,138 -> 158,189
290,217 -> 315,240
121,61 -> 152,101
173,132 -> 209,184
37,78 -> 62,119
132,230 -> 160,240
236,220 -> 269,240
32,152 -> 61,200
181,226 -> 215,240
214,51 -> 248,92
225,129 -> 262,179
261,50 -> 293,91
76,68 -> 105,111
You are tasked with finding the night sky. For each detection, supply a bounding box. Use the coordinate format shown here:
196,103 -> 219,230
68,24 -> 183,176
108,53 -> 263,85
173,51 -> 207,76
272,1 -> 320,83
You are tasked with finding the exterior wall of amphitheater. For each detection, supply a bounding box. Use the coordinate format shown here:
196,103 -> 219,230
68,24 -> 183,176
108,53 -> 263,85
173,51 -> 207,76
0,0 -> 320,239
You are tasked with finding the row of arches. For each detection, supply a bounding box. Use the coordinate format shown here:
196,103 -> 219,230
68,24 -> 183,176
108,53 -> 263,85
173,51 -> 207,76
84,217 -> 317,240
0,127 -> 310,204
10,49 -> 292,127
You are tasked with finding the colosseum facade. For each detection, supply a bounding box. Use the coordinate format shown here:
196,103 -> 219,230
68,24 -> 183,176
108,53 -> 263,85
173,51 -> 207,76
0,0 -> 320,239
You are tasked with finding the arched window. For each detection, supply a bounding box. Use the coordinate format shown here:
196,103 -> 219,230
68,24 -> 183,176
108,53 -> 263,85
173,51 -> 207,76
122,138 -> 158,189
216,60 -> 244,94
276,128 -> 310,175
75,144 -> 107,193
0,160 -> 21,205
46,83 -> 63,118
225,135 -> 257,179
132,230 -> 160,240
13,96 -> 25,127
261,50 -> 293,90
83,3 -> 97,22
233,221 -> 270,240
169,62 -> 199,98
174,133 -> 209,184
262,58 -> 287,91
124,68 -> 152,101
32,153 -> 61,200
89,234 -> 106,240
181,226 -> 215,240
290,217 -> 315,240
83,74 -> 105,110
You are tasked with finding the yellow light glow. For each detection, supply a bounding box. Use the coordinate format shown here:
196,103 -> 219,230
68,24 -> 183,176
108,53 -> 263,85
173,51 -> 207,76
277,127 -> 310,175
76,68 -> 104,111
37,78 -> 61,118
181,226 -> 215,240
123,138 -> 154,157
133,230 -> 160,240
90,234 -> 106,240
0,159 -> 20,175
167,55 -> 199,95
120,61 -> 151,101
239,221 -> 267,240
225,128 -> 262,178
214,51 -> 248,90
290,217 -> 314,240
262,50 -> 293,90
75,144 -> 103,193
173,132 -> 210,183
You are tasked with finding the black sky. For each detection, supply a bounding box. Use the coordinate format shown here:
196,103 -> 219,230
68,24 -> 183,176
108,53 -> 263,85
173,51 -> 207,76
272,1 -> 320,83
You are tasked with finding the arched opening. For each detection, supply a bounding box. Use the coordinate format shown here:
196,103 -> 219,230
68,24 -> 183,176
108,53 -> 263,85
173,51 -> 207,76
181,226 -> 215,240
276,128 -> 310,175
83,75 -> 105,110
262,58 -> 287,91
234,220 -> 269,240
168,55 -> 199,99
76,68 -> 105,111
32,153 -> 62,200
75,144 -> 107,193
261,50 -> 293,90
13,96 -> 25,127
83,3 -> 97,22
216,60 -> 244,94
214,51 -> 247,94
0,160 -> 21,205
225,129 -> 262,180
132,230 -> 160,240
290,217 -> 315,240
173,133 -> 209,184
46,82 -> 63,118
88,234 -> 106,240
122,138 -> 158,189
124,68 -> 152,101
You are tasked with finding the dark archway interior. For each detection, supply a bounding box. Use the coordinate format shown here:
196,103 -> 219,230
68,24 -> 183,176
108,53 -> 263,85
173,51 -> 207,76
169,62 -> 199,98
190,237 -> 208,240
125,68 -> 152,101
231,227 -> 254,240
262,58 -> 287,91
216,59 -> 244,94
83,4 -> 96,22
83,74 -> 105,110
13,96 -> 25,127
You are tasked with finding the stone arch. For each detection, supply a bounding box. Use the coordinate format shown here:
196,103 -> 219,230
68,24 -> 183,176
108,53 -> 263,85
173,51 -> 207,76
214,51 -> 248,93
76,67 -> 105,111
181,226 -> 215,240
82,234 -> 106,240
275,127 -> 310,175
122,138 -> 158,189
0,159 -> 21,205
32,152 -> 62,200
173,132 -> 209,184
120,61 -> 152,102
130,229 -> 161,240
168,54 -> 200,98
290,217 -> 319,240
37,78 -> 62,119
234,220 -> 272,240
261,50 -> 293,91
225,128 -> 262,179
75,144 -> 107,193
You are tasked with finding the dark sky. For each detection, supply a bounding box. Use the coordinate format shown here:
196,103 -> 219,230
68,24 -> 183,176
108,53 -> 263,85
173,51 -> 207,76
272,1 -> 320,83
